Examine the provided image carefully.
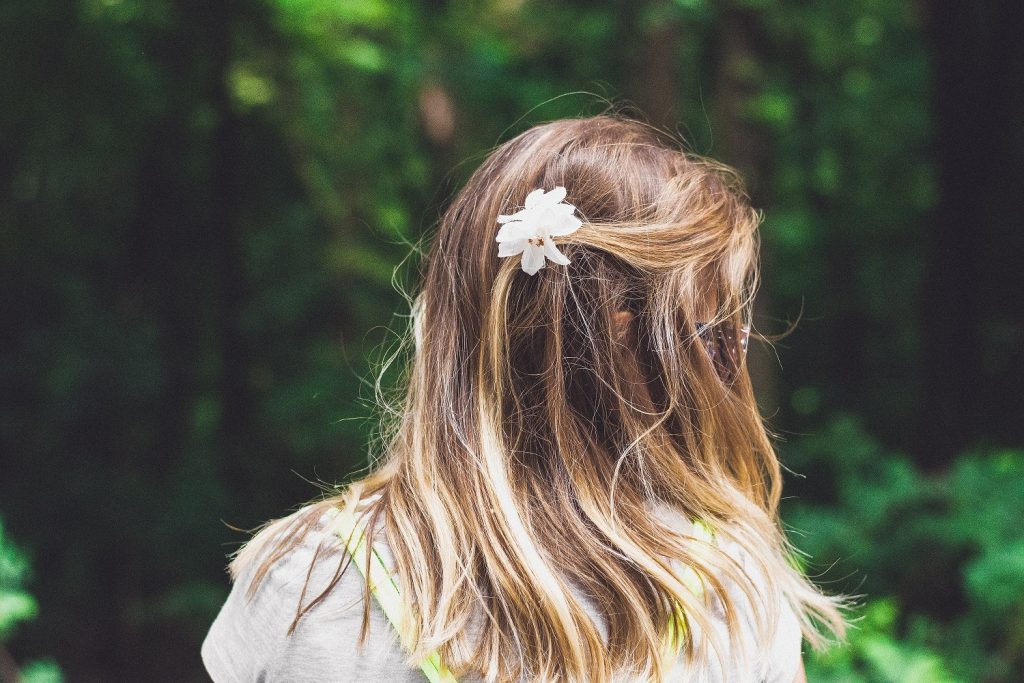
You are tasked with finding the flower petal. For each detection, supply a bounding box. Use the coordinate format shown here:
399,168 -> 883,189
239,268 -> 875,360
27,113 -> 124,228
542,240 -> 571,266
543,186 -> 567,205
548,214 -> 583,237
521,244 -> 546,275
496,221 -> 534,242
497,239 -> 528,257
523,188 -> 546,208
497,209 -> 527,224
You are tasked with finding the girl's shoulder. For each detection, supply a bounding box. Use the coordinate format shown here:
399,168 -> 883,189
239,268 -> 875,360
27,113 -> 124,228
201,501 -> 804,683
652,503 -> 805,682
200,500 -> 425,683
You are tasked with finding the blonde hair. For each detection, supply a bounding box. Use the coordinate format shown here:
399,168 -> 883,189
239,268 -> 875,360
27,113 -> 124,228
231,115 -> 849,682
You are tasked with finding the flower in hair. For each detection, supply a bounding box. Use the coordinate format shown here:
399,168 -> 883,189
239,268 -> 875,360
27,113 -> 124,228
495,186 -> 583,275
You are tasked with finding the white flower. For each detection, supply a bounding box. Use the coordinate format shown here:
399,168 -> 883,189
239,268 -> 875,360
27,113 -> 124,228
495,186 -> 583,275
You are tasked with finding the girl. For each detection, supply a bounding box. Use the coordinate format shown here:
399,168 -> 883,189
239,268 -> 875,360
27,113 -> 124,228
202,116 -> 848,682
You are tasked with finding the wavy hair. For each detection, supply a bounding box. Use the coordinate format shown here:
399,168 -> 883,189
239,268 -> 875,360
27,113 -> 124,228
231,115 -> 848,682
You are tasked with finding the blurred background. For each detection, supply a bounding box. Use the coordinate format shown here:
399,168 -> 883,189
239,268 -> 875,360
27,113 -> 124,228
2,0 -> 1022,681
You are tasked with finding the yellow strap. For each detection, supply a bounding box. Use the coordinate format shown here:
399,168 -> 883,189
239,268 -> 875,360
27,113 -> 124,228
665,519 -> 715,660
328,506 -> 458,683
329,506 -> 713,683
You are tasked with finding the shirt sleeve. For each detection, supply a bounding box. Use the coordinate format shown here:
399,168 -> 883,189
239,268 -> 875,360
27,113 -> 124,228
762,592 -> 803,683
200,532 -> 304,682
727,538 -> 805,683
200,507 -> 424,683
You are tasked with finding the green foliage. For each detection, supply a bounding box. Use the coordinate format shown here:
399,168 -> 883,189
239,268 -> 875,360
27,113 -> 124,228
807,599 -> 957,683
19,660 -> 64,683
0,519 -> 37,638
0,518 -> 63,682
782,415 -> 1024,681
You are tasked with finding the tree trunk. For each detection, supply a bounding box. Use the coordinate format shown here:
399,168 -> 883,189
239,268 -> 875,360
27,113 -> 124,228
918,0 -> 1024,468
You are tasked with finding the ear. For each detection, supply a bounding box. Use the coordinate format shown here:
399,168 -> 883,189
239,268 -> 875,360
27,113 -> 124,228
612,310 -> 635,343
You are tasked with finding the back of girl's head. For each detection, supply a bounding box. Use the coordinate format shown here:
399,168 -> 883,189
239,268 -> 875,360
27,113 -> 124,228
413,115 -> 766,514
241,115 -> 847,683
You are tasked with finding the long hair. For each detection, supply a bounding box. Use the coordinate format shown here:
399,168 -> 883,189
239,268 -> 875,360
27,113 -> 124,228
231,116 -> 849,682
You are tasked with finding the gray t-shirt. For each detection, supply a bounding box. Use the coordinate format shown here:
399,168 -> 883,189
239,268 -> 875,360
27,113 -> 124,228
201,505 -> 803,682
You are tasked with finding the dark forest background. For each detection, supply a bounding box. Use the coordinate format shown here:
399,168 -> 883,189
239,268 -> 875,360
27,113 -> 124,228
2,0 -> 1022,681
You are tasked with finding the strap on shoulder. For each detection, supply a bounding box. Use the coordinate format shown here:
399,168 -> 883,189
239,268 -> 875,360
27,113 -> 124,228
328,506 -> 714,683
664,518 -> 716,659
328,505 -> 458,683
